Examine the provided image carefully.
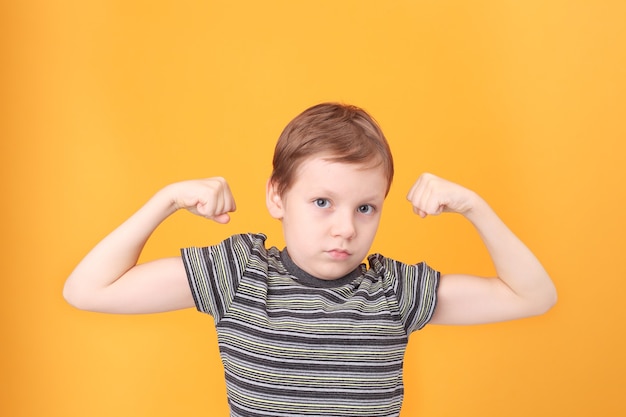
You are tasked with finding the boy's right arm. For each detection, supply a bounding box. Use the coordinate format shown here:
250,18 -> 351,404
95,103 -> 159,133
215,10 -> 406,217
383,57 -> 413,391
63,177 -> 236,314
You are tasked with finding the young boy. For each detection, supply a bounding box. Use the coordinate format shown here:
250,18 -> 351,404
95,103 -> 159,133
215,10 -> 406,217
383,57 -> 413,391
64,103 -> 557,417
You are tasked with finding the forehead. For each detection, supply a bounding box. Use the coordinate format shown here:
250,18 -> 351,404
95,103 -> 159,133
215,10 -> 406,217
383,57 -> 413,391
291,156 -> 388,196
295,152 -> 386,177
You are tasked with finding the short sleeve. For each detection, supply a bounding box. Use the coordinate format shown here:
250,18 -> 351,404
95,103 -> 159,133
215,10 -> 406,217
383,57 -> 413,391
369,254 -> 440,333
180,233 -> 259,321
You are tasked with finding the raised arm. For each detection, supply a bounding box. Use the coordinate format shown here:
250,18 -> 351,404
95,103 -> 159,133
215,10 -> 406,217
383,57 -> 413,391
63,177 -> 236,314
407,173 -> 557,325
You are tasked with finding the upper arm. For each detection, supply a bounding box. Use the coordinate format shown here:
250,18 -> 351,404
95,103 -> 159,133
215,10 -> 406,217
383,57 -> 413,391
429,273 -> 550,325
66,257 -> 196,314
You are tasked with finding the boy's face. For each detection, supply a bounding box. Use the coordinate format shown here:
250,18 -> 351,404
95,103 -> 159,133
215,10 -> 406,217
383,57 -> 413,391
267,156 -> 387,280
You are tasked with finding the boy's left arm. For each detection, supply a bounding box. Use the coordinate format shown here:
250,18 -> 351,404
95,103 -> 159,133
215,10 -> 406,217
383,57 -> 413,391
407,173 -> 557,325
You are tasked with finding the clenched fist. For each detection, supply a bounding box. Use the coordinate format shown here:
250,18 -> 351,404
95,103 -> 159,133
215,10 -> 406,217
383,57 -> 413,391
407,173 -> 478,218
169,177 -> 237,224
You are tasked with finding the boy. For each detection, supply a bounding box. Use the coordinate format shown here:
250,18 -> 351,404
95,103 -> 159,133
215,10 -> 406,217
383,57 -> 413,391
64,103 -> 557,417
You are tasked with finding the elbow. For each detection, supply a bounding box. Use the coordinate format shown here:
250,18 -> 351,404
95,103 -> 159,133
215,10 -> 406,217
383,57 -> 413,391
62,283 -> 82,310
544,281 -> 558,311
545,287 -> 558,312
63,281 -> 96,312
530,284 -> 558,317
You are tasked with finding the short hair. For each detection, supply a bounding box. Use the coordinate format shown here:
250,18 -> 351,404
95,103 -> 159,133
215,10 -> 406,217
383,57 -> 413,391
270,102 -> 394,197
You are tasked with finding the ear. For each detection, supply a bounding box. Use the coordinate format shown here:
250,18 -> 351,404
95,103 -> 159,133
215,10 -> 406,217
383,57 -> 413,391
266,179 -> 285,219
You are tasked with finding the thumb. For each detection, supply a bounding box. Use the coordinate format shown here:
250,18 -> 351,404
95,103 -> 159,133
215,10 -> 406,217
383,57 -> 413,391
211,213 -> 231,224
413,207 -> 428,218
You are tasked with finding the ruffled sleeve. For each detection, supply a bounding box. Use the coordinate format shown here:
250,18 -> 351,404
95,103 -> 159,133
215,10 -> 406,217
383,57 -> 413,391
180,233 -> 265,321
368,254 -> 440,333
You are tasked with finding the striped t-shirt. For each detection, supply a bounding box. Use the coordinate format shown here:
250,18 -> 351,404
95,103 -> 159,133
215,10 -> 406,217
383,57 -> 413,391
181,233 -> 439,417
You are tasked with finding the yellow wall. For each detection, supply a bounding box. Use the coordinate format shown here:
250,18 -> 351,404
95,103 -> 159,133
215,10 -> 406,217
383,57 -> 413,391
2,1 -> 625,416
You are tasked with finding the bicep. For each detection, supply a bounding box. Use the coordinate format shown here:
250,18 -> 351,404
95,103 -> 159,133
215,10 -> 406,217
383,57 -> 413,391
80,257 -> 195,314
429,273 -> 534,325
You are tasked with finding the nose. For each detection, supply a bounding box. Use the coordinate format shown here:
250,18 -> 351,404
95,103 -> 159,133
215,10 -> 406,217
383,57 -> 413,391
330,209 -> 357,240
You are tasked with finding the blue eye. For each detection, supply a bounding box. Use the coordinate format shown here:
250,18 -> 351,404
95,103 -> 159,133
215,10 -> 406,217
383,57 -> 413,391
314,198 -> 331,208
358,204 -> 375,214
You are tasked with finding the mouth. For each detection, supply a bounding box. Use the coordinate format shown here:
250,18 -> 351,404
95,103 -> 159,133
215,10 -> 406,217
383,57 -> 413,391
326,249 -> 351,260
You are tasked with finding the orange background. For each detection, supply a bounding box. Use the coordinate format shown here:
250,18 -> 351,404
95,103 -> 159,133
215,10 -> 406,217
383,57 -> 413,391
2,1 -> 625,416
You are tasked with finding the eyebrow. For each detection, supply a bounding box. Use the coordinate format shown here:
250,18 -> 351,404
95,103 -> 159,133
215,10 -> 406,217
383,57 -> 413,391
311,188 -> 384,203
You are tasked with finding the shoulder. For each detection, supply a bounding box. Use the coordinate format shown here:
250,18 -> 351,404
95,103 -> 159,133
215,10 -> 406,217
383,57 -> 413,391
367,253 -> 439,283
225,232 -> 268,247
366,253 -> 440,331
183,232 -> 268,253
181,233 -> 276,271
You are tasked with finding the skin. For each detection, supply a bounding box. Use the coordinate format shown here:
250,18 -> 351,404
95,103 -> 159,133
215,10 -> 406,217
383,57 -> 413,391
63,157 -> 557,323
266,157 -> 387,280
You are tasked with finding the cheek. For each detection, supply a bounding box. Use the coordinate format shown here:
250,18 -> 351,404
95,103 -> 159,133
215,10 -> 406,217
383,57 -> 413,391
285,209 -> 320,233
359,216 -> 381,236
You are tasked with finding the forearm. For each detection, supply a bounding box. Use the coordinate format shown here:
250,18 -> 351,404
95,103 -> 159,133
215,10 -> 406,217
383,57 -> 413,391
464,193 -> 557,312
63,187 -> 177,306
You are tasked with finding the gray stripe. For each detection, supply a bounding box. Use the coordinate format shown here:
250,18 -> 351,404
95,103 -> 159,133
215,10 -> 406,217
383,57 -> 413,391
181,233 -> 439,417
